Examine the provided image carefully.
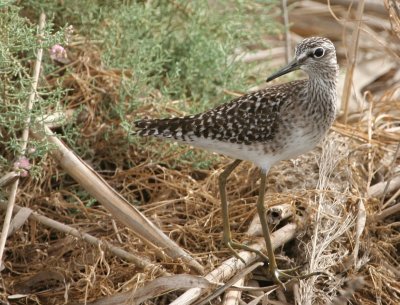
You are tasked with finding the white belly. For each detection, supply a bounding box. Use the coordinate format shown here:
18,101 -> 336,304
182,129 -> 322,172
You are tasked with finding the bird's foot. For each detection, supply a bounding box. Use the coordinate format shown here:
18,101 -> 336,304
225,239 -> 269,264
225,239 -> 328,289
267,265 -> 328,289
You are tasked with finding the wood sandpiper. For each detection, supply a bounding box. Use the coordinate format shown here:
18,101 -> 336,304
134,37 -> 338,286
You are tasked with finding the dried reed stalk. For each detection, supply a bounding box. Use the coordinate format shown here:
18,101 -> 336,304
247,203 -> 293,236
385,0 -> 400,40
30,125 -> 204,274
0,200 -> 167,274
267,203 -> 293,225
374,201 -> 400,222
368,173 -> 400,198
222,278 -> 244,305
195,262 -> 265,305
85,275 -> 212,305
170,222 -> 297,305
341,0 -> 365,123
0,172 -> 19,188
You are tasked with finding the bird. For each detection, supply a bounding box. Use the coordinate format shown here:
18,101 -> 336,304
134,37 -> 338,286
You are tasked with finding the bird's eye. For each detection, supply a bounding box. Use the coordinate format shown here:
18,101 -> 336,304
313,47 -> 324,58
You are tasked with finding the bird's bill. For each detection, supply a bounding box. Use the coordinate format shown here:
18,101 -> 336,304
266,59 -> 301,82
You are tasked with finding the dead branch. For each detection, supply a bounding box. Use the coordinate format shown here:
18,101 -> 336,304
30,124 -> 204,274
0,200 -> 167,274
169,222 -> 297,305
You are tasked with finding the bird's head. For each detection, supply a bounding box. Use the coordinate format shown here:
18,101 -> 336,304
267,37 -> 338,82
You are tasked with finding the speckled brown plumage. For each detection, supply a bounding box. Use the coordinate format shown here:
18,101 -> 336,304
135,82 -> 298,144
135,37 -> 338,172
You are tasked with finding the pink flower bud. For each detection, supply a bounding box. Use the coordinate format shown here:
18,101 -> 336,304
50,44 -> 69,64
18,156 -> 31,170
14,156 -> 31,171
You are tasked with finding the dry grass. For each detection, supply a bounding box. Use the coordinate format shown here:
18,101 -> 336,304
1,1 -> 400,305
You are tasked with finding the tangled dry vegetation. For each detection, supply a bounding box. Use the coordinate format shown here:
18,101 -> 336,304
1,1 -> 400,304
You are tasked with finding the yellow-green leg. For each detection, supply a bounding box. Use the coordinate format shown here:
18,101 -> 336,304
257,169 -> 284,286
219,160 -> 270,263
256,169 -> 326,286
219,162 -> 325,288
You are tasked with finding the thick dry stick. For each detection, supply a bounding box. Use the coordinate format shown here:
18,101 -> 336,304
368,174 -> 400,198
0,172 -> 19,187
382,188 -> 400,210
0,13 -> 45,265
30,125 -> 204,274
247,203 -> 293,236
169,222 -> 297,305
374,202 -> 400,222
0,200 -> 168,275
222,278 -> 244,305
267,203 -> 293,225
196,262 -> 264,305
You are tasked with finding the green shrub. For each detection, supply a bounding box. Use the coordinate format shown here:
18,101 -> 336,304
21,0 -> 280,113
0,4 -> 67,175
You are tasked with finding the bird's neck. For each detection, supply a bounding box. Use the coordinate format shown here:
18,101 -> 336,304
306,69 -> 338,122
307,67 -> 337,98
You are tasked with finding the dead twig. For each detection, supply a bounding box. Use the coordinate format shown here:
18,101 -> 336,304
169,222 -> 298,305
373,201 -> 400,222
267,203 -> 293,225
247,203 -> 294,237
353,200 -> 366,267
222,277 -> 245,305
0,172 -> 19,188
84,275 -> 211,305
341,0 -> 365,123
0,200 -> 167,274
30,124 -> 204,274
195,262 -> 264,305
368,172 -> 400,198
